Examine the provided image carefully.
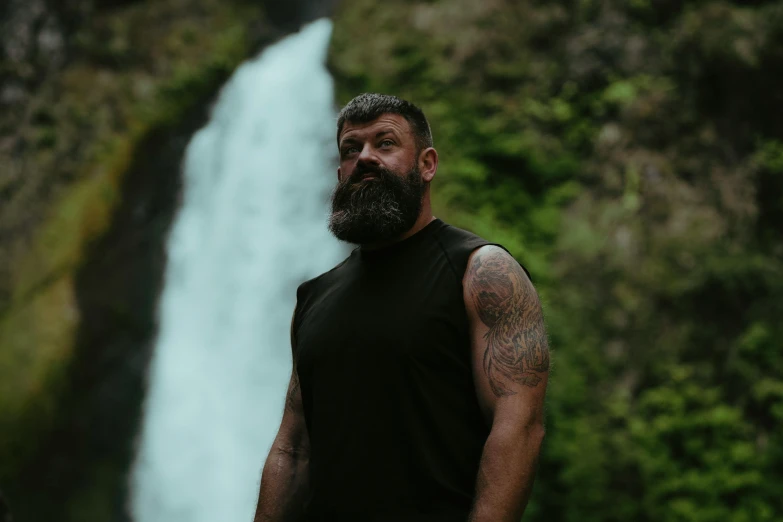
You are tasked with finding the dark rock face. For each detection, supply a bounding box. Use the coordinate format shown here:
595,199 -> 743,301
0,0 -> 68,107
0,0 -> 70,303
266,0 -> 341,30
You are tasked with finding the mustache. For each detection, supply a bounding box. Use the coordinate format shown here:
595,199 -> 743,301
348,162 -> 397,184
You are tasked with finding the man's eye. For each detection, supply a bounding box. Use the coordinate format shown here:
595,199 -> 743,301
379,140 -> 394,147
343,146 -> 359,155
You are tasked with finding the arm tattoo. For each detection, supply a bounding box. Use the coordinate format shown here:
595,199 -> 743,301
467,248 -> 550,396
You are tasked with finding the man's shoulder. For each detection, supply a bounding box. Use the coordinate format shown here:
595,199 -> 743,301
434,219 -> 491,246
436,220 -> 532,282
432,220 -> 511,277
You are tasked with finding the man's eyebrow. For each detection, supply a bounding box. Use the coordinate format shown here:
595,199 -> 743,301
339,129 -> 398,147
339,136 -> 360,147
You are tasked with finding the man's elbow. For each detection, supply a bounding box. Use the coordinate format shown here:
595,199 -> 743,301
272,441 -> 310,461
492,412 -> 545,448
514,418 -> 545,447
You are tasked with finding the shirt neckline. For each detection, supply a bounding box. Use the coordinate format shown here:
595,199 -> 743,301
358,218 -> 444,261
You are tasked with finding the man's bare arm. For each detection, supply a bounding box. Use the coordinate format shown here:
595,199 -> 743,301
254,313 -> 310,522
464,246 -> 549,522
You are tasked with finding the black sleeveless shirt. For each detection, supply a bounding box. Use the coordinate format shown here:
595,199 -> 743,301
294,218 -> 513,521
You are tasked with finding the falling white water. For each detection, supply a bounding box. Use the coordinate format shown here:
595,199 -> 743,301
130,19 -> 344,522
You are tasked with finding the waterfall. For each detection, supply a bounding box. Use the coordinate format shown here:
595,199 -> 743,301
130,19 -> 344,522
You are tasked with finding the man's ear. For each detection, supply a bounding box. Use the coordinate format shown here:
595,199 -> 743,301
418,147 -> 438,182
337,166 -> 342,181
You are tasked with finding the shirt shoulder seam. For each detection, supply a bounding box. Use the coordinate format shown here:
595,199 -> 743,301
433,224 -> 463,284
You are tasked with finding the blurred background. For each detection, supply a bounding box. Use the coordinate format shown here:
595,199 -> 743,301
1,0 -> 781,521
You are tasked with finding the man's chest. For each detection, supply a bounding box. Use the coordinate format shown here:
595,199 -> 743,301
295,264 -> 467,373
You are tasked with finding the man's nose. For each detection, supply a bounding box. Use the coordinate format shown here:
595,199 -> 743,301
357,144 -> 380,165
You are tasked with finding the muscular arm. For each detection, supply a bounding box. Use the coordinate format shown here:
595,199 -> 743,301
464,246 -> 549,522
253,313 -> 310,522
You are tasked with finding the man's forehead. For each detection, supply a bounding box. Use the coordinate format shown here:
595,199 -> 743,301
339,113 -> 411,142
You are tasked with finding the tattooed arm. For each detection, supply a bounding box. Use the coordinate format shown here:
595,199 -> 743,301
254,310 -> 310,522
464,246 -> 549,522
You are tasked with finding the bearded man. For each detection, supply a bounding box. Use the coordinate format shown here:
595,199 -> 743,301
254,93 -> 549,522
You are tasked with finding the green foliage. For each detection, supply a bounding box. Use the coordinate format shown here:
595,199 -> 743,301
330,0 -> 783,520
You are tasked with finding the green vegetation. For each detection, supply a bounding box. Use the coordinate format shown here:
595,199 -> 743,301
330,0 -> 783,520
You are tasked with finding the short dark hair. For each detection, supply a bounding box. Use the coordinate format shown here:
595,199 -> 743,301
337,93 -> 433,152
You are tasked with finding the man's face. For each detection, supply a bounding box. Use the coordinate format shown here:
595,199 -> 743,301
328,114 -> 427,245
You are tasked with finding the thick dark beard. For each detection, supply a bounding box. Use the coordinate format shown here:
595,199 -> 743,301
328,162 -> 426,245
